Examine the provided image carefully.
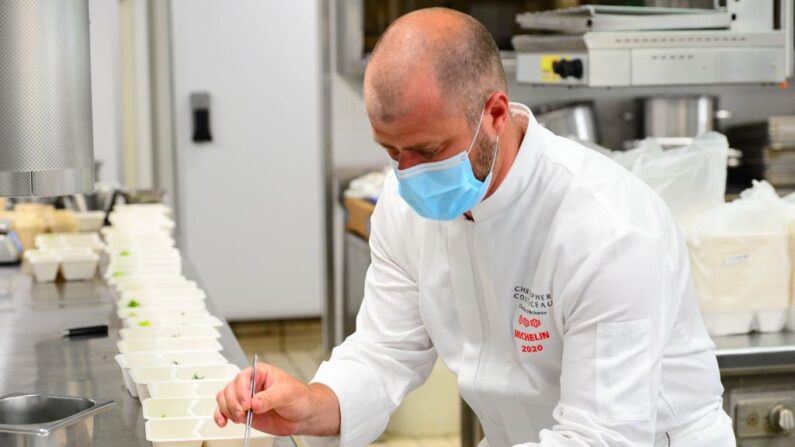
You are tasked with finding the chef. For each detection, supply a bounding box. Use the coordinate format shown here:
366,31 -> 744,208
215,8 -> 735,446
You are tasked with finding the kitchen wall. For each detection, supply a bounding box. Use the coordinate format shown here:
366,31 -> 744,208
88,0 -> 123,185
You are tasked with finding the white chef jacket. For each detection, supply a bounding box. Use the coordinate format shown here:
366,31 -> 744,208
309,103 -> 730,447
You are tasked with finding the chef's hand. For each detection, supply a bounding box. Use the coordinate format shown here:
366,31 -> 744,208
214,362 -> 340,437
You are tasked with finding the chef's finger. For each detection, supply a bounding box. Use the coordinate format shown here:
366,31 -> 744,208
234,366 -> 254,409
214,405 -> 227,427
224,380 -> 244,423
215,390 -> 230,425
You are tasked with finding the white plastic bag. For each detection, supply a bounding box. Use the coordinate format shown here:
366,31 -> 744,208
688,180 -> 791,335
625,133 -> 728,233
576,133 -> 729,233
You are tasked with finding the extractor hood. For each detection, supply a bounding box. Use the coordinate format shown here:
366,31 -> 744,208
0,0 -> 94,197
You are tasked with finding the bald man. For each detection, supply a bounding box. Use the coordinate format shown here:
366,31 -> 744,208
215,8 -> 734,447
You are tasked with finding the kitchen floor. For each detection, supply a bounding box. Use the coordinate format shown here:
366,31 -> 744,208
231,319 -> 461,447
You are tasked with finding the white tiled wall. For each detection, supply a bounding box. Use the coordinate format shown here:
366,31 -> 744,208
331,74 -> 386,169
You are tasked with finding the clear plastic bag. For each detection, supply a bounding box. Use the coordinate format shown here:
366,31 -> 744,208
625,133 -> 728,233
578,133 -> 728,233
688,181 -> 791,335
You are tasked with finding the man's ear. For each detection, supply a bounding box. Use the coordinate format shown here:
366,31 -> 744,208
484,91 -> 510,138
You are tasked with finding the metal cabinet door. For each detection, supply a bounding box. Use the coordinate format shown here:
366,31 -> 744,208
169,0 -> 325,319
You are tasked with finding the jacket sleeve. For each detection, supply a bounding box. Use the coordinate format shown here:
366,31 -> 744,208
303,198 -> 437,447
518,230 -> 680,447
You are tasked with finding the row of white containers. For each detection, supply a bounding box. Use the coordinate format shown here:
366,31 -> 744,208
105,204 -> 273,447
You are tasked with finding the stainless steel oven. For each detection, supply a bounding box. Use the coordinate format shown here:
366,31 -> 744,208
333,0 -> 729,76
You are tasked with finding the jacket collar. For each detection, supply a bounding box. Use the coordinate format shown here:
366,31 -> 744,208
469,102 -> 546,222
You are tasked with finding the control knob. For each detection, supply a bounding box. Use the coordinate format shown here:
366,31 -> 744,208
769,404 -> 795,433
551,58 -> 584,79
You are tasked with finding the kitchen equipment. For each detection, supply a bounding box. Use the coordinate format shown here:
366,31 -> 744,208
0,0 -> 95,197
0,393 -> 114,447
334,0 -> 528,76
639,95 -> 730,139
516,4 -> 732,33
533,101 -> 600,143
513,0 -> 793,87
727,116 -> 795,187
245,354 -> 258,447
0,218 -> 21,264
62,325 -> 109,339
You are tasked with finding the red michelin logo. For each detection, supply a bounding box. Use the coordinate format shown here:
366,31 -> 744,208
518,315 -> 542,328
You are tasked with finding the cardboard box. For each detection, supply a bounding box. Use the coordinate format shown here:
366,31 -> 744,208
344,197 -> 375,240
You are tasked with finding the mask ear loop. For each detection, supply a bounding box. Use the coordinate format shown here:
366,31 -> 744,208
487,135 -> 500,174
465,110 -> 486,155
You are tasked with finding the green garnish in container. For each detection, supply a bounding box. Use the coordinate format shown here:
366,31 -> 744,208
172,360 -> 179,365
127,299 -> 140,308
191,373 -> 205,380
138,320 -> 151,327
128,312 -> 138,318
120,250 -> 131,257
112,271 -> 124,278
161,413 -> 166,418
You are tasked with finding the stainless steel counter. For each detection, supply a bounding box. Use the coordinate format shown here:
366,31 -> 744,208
0,263 -> 248,447
715,332 -> 795,375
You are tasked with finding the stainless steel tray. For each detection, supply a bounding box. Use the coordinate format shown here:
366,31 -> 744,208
0,394 -> 114,447
516,5 -> 732,33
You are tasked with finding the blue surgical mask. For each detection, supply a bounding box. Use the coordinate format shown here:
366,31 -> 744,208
390,111 -> 498,220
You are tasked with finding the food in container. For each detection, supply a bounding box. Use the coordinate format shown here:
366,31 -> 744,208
147,380 -> 229,399
142,398 -> 218,420
115,351 -> 229,397
129,365 -> 240,399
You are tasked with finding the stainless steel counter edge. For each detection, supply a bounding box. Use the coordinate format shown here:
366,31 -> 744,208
714,331 -> 795,374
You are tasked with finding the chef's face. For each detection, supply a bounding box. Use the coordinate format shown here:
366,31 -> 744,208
368,78 -> 497,181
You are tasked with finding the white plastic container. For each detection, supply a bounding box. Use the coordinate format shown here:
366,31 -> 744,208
129,364 -> 240,399
106,264 -> 183,281
59,249 -> 99,281
113,277 -> 194,290
142,398 -> 218,420
74,211 -> 106,232
124,316 -> 224,329
25,250 -> 60,282
117,337 -> 223,354
118,308 -> 210,320
113,203 -> 173,216
115,351 -> 229,397
119,327 -> 221,340
147,380 -> 229,399
35,233 -> 105,252
119,297 -> 207,310
109,271 -> 185,286
121,287 -> 206,299
145,418 -> 272,447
